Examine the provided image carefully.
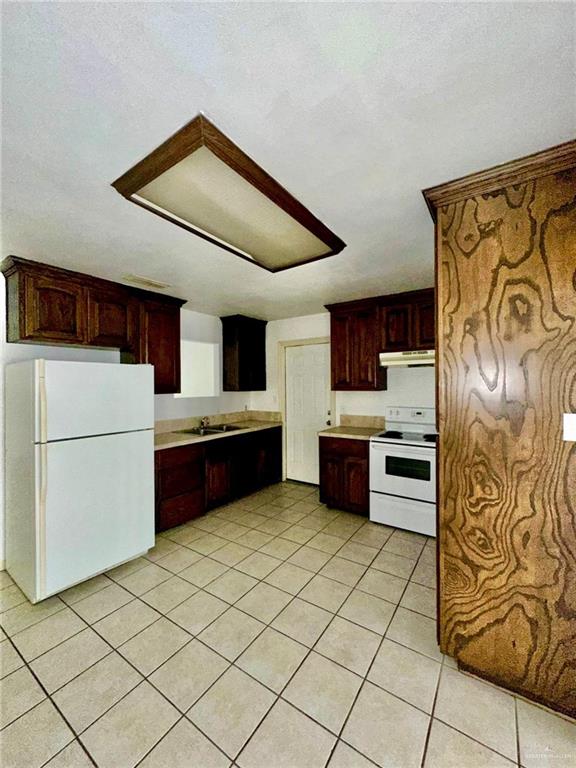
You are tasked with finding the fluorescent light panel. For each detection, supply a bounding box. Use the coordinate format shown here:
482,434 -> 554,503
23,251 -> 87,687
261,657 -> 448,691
112,115 -> 345,272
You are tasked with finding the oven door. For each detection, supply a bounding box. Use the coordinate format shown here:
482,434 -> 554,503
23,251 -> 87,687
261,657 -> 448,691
369,441 -> 436,503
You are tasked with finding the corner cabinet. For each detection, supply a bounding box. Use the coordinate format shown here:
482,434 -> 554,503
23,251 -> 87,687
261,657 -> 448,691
327,300 -> 387,391
221,314 -> 267,391
1,256 -> 186,394
319,436 -> 369,515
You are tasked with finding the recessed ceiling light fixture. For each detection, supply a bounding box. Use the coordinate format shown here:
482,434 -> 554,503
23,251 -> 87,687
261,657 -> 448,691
112,114 -> 345,273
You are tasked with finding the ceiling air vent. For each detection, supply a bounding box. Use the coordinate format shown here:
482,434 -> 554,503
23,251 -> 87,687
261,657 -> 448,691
121,273 -> 172,290
112,114 -> 345,273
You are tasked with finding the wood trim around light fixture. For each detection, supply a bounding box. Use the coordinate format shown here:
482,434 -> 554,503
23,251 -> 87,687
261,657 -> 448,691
422,139 -> 576,219
111,114 -> 346,272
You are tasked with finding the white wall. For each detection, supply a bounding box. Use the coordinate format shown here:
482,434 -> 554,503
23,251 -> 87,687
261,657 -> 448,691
153,309 -> 249,421
250,313 -> 331,412
251,311 -> 436,421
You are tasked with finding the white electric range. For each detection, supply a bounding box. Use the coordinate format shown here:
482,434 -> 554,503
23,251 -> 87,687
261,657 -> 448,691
369,406 -> 437,537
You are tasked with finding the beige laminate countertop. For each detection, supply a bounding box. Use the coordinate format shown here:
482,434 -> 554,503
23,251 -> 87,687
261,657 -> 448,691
318,426 -> 381,440
154,420 -> 282,451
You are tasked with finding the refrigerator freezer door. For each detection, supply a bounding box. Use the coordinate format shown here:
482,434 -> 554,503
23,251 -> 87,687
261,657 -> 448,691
38,360 -> 154,442
38,430 -> 154,599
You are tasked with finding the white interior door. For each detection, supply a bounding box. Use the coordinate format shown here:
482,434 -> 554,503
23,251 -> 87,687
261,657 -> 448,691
285,343 -> 330,484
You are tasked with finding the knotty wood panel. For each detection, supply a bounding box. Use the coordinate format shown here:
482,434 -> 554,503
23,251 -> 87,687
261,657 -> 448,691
435,162 -> 576,717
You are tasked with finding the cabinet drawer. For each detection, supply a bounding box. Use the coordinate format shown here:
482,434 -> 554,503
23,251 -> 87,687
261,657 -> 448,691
320,436 -> 368,459
157,490 -> 205,531
156,444 -> 204,469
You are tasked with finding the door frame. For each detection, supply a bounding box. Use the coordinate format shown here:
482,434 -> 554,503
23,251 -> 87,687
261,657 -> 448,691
279,337 -> 335,483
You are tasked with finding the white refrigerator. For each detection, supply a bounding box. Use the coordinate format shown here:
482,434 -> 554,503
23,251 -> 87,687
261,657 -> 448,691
5,360 -> 155,603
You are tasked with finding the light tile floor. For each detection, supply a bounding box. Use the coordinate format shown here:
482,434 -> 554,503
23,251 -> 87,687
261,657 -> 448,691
1,481 -> 575,768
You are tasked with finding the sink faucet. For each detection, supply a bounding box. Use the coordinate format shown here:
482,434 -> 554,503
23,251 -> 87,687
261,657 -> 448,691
200,416 -> 210,428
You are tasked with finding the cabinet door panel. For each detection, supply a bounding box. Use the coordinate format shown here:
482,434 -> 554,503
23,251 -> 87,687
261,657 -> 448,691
320,455 -> 342,507
343,456 -> 369,515
87,286 -> 136,349
351,308 -> 378,388
139,300 -> 181,394
23,274 -> 86,344
231,435 -> 258,498
206,459 -> 232,508
330,313 -> 351,389
414,300 -> 435,349
221,316 -> 267,391
206,441 -> 233,509
257,427 -> 282,487
160,462 -> 204,498
381,304 -> 411,351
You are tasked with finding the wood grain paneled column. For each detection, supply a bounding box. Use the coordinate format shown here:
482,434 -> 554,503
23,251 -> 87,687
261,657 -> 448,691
424,141 -> 576,718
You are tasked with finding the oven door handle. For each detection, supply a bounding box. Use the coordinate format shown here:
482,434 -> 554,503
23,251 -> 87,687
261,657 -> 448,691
370,443 -> 435,459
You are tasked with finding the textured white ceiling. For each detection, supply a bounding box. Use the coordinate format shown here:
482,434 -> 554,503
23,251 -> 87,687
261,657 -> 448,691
1,2 -> 574,319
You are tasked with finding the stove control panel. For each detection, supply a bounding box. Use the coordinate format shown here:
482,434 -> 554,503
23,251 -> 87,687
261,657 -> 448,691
385,406 -> 435,426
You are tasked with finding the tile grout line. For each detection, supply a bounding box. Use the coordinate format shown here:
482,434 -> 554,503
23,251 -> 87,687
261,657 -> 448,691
2,630 -> 99,767
1,484 -> 437,767
25,495 -> 330,764
418,643 -> 444,767
2,527 -> 432,722
514,697 -> 521,767
321,553 -> 419,766
3,513 -> 431,718
47,595 -> 235,765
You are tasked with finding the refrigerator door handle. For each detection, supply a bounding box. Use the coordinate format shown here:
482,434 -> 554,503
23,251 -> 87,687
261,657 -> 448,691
37,364 -> 48,444
37,443 -> 47,598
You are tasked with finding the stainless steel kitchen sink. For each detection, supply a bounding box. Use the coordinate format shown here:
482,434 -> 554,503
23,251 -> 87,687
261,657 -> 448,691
175,424 -> 242,436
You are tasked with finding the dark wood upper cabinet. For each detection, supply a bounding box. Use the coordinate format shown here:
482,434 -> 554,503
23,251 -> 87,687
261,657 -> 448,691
319,436 -> 369,515
221,314 -> 267,391
380,303 -> 412,351
19,271 -> 87,345
136,299 -> 182,394
413,298 -> 435,349
327,289 -> 434,389
326,300 -> 386,391
1,257 -> 186,394
379,289 -> 435,353
86,284 -> 136,350
351,305 -> 382,389
329,313 -> 351,389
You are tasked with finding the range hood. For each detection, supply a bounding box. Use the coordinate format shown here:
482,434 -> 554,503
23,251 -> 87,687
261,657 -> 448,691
379,349 -> 435,367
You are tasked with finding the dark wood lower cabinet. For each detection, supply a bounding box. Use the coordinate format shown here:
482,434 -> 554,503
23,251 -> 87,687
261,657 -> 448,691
157,427 -> 283,528
205,441 -> 234,509
155,444 -> 205,531
207,427 -> 282,510
319,436 -> 369,515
